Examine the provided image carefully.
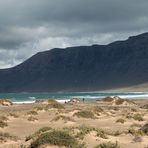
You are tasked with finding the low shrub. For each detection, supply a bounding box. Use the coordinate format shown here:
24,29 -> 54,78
27,116 -> 38,122
76,126 -> 96,139
0,120 -> 8,128
26,127 -> 52,141
0,116 -> 8,121
74,110 -> 95,119
126,113 -> 144,121
96,129 -> 108,139
131,108 -> 137,112
128,128 -> 143,136
51,115 -> 75,122
9,113 -> 19,118
45,99 -> 65,110
95,142 -> 120,148
76,125 -> 107,140
130,123 -> 142,128
116,118 -> 126,124
133,114 -> 144,121
30,130 -> 81,148
0,132 -> 18,141
102,97 -> 114,102
27,110 -> 38,116
92,106 -> 103,115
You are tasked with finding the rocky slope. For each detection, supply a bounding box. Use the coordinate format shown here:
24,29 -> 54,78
0,33 -> 148,92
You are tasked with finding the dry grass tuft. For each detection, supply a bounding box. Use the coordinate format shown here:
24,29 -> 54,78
116,118 -> 126,124
27,116 -> 38,122
74,110 -> 95,119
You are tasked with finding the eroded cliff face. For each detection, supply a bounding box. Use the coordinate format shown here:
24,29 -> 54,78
0,33 -> 148,92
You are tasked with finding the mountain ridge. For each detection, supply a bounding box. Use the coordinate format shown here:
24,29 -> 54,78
0,32 -> 148,92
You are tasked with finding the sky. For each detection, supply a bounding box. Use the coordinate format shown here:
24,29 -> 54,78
0,0 -> 148,68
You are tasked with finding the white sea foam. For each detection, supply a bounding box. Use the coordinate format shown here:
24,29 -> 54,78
28,97 -> 36,100
118,94 -> 148,99
13,101 -> 36,104
56,99 -> 70,103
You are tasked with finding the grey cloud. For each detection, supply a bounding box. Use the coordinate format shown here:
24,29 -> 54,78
0,0 -> 148,68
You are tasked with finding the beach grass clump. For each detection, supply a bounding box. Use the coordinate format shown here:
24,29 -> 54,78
102,97 -> 114,102
30,130 -> 81,148
45,99 -> 65,110
51,115 -> 75,122
130,123 -> 142,128
0,132 -> 18,142
116,118 -> 126,124
115,99 -> 125,105
9,113 -> 19,118
27,116 -> 38,122
128,127 -> 144,136
96,129 -> 108,139
47,99 -> 58,104
26,127 -> 52,141
92,106 -> 103,116
0,120 -> 8,128
140,104 -> 148,109
95,142 -> 120,148
0,99 -> 13,106
76,126 -> 96,139
132,114 -> 144,121
126,113 -> 144,121
27,110 -> 38,116
74,110 -> 95,119
111,130 -> 123,136
76,125 -> 107,140
131,108 -> 138,112
0,116 -> 8,121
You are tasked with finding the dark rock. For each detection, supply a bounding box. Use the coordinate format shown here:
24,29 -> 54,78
0,32 -> 148,92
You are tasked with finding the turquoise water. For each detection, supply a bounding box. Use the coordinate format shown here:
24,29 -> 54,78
0,92 -> 148,104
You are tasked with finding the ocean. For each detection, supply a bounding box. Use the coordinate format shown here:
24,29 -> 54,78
0,92 -> 148,104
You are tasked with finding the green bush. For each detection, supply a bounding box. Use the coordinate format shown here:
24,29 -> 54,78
26,127 -> 52,141
74,110 -> 95,119
30,130 -> 80,148
76,126 -> 107,140
76,126 -> 96,139
95,142 -> 120,148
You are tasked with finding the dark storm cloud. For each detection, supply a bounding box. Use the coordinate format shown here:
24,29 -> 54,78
0,0 -> 148,68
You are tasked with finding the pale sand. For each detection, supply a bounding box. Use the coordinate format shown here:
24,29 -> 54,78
0,100 -> 148,148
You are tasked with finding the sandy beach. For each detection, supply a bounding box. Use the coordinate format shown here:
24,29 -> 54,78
0,98 -> 148,148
